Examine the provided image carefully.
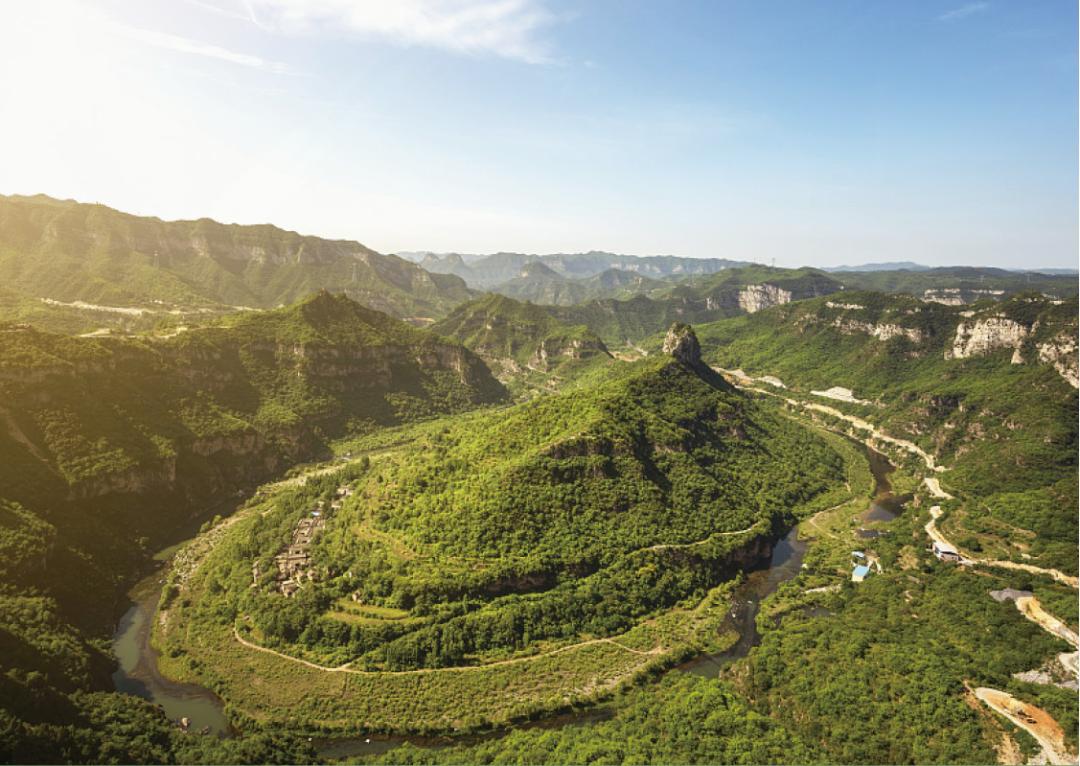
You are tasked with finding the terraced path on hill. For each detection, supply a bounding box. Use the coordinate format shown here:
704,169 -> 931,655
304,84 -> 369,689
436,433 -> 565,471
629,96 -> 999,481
232,627 -> 662,675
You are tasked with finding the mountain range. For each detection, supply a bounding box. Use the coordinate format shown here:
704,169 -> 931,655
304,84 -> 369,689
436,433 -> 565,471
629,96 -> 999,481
402,250 -> 751,288
0,194 -> 473,320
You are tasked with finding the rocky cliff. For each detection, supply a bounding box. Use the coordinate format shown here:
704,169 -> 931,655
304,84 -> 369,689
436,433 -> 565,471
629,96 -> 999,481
663,322 -> 703,366
945,315 -> 1031,360
924,287 -> 1005,305
530,335 -> 610,370
1037,333 -> 1079,389
832,317 -> 925,343
737,284 -> 793,313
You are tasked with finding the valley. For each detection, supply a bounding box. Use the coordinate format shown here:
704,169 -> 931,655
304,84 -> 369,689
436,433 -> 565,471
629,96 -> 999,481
4,3 -> 1077,761
0,210 -> 1075,765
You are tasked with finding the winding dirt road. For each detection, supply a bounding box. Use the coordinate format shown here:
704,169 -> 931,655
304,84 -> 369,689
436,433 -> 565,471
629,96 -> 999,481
724,368 -> 1079,763
232,627 -> 662,676
925,490 -> 1078,589
1015,596 -> 1080,649
723,370 -> 1077,589
973,687 -> 1075,766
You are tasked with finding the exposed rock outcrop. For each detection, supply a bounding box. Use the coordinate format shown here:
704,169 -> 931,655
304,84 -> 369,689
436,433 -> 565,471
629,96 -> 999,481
832,318 -> 924,343
738,284 -> 792,313
530,336 -> 610,370
663,323 -> 703,367
946,316 -> 1030,360
924,288 -> 1005,305
1037,333 -> 1079,389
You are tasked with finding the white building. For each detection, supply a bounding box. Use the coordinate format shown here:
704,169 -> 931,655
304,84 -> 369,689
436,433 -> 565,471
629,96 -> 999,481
932,540 -> 960,562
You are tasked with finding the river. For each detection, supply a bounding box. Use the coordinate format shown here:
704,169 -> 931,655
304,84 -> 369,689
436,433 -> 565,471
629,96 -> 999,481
680,444 -> 905,679
111,446 -> 903,756
111,513 -> 234,736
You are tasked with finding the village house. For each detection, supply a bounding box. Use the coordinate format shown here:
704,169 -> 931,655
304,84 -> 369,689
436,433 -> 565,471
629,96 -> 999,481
851,551 -> 872,583
932,540 -> 961,562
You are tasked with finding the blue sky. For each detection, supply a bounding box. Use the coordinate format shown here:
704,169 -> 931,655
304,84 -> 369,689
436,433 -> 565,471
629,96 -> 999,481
0,1 -> 1076,268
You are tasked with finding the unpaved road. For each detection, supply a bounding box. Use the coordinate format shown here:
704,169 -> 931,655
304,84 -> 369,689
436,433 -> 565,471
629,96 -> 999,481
973,687 -> 1075,766
718,368 -> 942,471
927,503 -> 1078,589
233,627 -> 661,676
1015,596 -> 1080,648
726,367 -> 1079,762
725,369 -> 1078,588
645,524 -> 758,551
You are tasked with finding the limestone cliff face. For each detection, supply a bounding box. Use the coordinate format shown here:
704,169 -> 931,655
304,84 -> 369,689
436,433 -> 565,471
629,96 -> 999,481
924,288 -> 1005,305
1037,333 -> 1079,389
945,316 -> 1030,361
831,318 -> 924,343
70,459 -> 178,500
738,284 -> 793,314
529,336 -> 610,370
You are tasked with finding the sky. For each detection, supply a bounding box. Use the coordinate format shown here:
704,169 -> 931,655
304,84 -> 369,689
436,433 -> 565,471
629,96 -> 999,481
0,0 -> 1076,269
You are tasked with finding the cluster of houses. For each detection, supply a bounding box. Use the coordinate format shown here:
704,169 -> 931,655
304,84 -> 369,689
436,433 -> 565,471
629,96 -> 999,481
253,483 -> 354,596
849,540 -> 961,585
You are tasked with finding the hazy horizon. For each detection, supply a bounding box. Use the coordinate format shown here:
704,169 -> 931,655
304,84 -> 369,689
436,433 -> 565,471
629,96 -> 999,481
1,0 -> 1076,269
3,188 -> 1077,274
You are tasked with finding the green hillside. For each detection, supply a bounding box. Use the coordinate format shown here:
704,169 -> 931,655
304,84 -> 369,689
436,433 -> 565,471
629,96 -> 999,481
156,326 -> 853,730
0,292 -> 504,760
469,266 -> 844,349
432,293 -> 612,388
831,266 -> 1078,302
0,195 -> 473,320
0,290 -> 504,626
693,292 -> 1079,573
0,291 -> 503,513
489,267 -> 667,306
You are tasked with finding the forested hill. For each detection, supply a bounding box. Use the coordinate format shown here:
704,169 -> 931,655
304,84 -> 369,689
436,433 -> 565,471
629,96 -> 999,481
0,194 -> 473,319
436,268 -> 844,352
432,292 -> 611,375
408,250 -> 751,286
165,323 -> 849,685
832,266 -> 1079,302
0,291 -> 503,608
0,291 -> 506,761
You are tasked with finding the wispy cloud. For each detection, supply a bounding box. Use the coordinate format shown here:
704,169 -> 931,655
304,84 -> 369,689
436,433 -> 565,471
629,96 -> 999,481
113,22 -> 290,72
938,2 -> 989,22
237,0 -> 560,64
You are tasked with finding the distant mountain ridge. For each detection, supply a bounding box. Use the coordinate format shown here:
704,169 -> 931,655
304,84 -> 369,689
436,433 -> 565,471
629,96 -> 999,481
0,194 -> 473,320
405,250 -> 752,288
824,261 -> 932,272
825,261 -> 1078,275
438,267 -> 844,353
